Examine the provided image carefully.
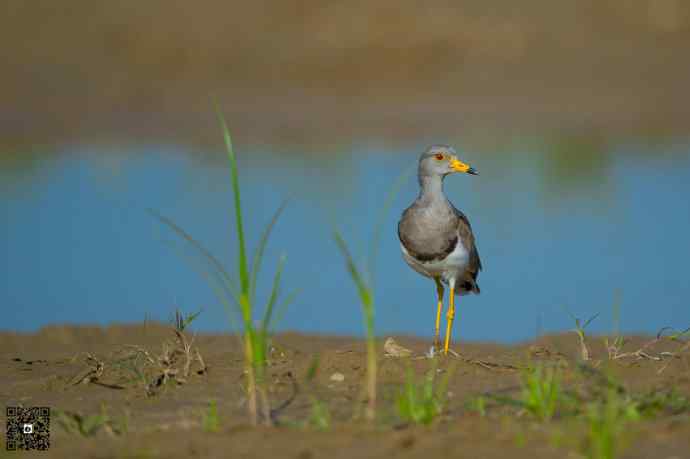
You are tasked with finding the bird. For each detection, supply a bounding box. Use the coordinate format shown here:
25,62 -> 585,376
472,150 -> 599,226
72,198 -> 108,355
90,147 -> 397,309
397,145 -> 482,355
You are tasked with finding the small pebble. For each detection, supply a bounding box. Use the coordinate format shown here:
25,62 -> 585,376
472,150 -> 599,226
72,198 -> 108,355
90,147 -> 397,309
384,337 -> 413,358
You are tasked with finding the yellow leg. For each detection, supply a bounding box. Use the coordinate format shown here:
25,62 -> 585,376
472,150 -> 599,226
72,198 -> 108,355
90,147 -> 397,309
443,286 -> 456,355
434,279 -> 444,350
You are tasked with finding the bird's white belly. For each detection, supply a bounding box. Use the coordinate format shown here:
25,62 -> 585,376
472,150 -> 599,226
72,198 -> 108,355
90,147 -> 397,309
400,238 -> 470,282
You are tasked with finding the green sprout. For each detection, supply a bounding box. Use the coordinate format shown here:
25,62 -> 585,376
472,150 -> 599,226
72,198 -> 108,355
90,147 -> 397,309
396,363 -> 450,425
582,388 -> 639,459
202,400 -> 220,433
520,364 -> 562,421
565,309 -> 599,361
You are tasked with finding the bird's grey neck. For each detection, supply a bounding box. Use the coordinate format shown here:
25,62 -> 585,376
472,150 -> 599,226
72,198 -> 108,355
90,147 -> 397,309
418,174 -> 447,204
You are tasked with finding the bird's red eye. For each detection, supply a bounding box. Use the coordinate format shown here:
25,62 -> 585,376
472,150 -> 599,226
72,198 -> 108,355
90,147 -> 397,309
434,153 -> 445,160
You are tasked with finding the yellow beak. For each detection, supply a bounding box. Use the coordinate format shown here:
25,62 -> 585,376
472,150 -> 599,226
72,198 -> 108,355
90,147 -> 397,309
449,157 -> 479,175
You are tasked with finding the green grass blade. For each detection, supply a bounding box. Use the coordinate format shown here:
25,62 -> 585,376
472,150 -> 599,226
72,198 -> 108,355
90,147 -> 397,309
270,287 -> 303,334
333,230 -> 372,308
334,228 -> 377,421
367,164 -> 415,287
202,400 -> 220,433
214,105 -> 250,297
260,254 -> 286,334
583,313 -> 600,328
306,355 -> 320,382
158,238 -> 242,337
250,201 -> 288,304
181,309 -> 202,331
148,208 -> 241,301
174,308 -> 202,332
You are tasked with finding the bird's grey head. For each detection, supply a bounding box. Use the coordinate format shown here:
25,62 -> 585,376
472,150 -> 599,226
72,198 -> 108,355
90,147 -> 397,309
418,145 -> 478,179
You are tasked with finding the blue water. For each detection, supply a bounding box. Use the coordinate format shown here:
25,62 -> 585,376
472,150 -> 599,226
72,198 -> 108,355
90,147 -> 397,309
2,141 -> 689,342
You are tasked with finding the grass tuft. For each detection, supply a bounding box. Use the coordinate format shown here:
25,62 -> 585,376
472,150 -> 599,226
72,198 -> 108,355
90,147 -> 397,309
55,404 -> 128,437
582,388 -> 639,459
396,363 -> 450,425
308,399 -> 331,431
300,356 -> 331,430
520,364 -> 562,421
633,389 -> 690,418
332,165 -> 412,422
466,395 -> 488,417
333,231 -> 377,421
150,105 -> 297,425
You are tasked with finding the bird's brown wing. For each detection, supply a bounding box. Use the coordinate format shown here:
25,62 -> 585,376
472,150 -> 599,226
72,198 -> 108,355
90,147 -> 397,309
453,207 -> 482,293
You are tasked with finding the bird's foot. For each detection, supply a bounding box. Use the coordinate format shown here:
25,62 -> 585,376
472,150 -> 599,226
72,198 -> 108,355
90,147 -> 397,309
427,339 -> 444,358
425,346 -> 437,359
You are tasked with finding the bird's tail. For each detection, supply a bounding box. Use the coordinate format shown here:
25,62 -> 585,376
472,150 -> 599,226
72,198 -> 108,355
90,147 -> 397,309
457,279 -> 480,295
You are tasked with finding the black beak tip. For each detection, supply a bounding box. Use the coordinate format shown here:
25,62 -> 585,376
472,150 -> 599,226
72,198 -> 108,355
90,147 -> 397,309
467,167 -> 479,176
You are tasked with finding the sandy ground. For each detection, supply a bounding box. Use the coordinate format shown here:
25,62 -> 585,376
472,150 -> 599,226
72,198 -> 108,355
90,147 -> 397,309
1,324 -> 689,458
